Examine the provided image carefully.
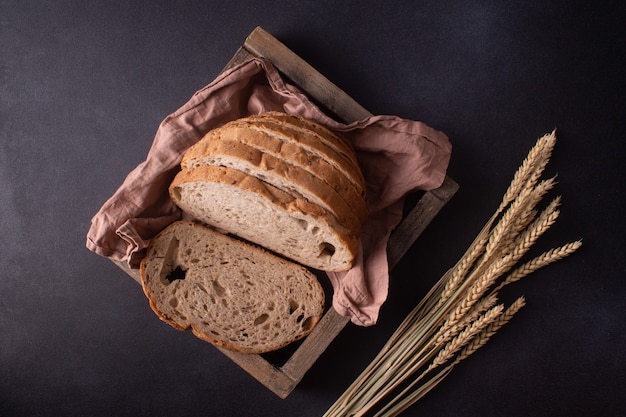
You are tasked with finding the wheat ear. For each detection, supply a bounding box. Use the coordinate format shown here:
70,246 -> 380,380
493,240 -> 583,293
434,293 -> 499,346
454,296 -> 527,364
429,304 -> 504,369
497,130 -> 556,214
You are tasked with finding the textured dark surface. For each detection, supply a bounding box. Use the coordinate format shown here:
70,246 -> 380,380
1,1 -> 624,416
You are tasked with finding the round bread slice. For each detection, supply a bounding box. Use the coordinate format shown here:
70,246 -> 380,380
140,221 -> 325,354
169,165 -> 359,272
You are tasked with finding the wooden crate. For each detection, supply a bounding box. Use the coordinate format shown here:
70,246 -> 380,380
113,26 -> 458,399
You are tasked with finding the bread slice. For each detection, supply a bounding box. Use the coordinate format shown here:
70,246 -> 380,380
140,221 -> 325,354
169,165 -> 359,271
180,137 -> 367,231
193,124 -> 365,201
223,112 -> 366,196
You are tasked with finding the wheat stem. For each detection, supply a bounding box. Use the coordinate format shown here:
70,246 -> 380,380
366,305 -> 503,417
355,305 -> 503,417
374,366 -> 454,417
438,215 -> 495,307
331,273 -> 452,413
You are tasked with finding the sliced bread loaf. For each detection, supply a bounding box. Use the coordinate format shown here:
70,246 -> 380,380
140,221 -> 325,354
169,166 -> 359,271
179,137 -> 366,232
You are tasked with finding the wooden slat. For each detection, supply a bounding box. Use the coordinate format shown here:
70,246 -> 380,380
222,46 -> 254,72
280,307 -> 349,384
217,347 -> 297,396
387,176 -> 459,269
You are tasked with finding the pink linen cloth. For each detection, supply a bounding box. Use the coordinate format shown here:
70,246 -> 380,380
86,58 -> 451,326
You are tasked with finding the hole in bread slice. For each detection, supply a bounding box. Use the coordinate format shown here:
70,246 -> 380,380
254,314 -> 270,326
301,316 -> 314,332
165,266 -> 186,283
288,299 -> 299,315
318,242 -> 336,259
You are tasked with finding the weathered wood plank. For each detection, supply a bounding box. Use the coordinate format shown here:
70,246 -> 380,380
387,176 -> 459,269
113,259 -> 140,283
216,347 -> 296,398
222,46 -> 254,72
280,307 -> 349,382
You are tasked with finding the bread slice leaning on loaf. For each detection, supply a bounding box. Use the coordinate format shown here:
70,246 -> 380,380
169,165 -> 359,272
140,221 -> 325,354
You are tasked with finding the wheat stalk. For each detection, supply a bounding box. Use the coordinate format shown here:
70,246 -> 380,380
429,304 -> 504,369
438,253 -> 515,335
354,304 -> 504,417
434,293 -> 499,346
322,131 -> 581,417
438,229 -> 490,307
437,135 -> 556,310
490,178 -> 557,255
363,306 -> 504,417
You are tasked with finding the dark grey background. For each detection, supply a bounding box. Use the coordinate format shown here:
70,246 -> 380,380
1,1 -> 624,416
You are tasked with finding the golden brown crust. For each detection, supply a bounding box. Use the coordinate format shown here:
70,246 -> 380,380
220,125 -> 364,198
221,112 -> 366,191
244,111 -> 358,164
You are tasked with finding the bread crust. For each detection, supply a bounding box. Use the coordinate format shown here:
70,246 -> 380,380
223,113 -> 366,192
241,112 -> 359,165
201,125 -> 365,199
183,112 -> 365,192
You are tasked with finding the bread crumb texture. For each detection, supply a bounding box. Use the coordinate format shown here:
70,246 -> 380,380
140,221 -> 325,354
